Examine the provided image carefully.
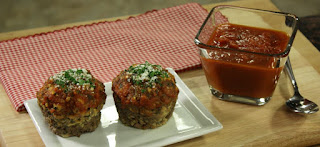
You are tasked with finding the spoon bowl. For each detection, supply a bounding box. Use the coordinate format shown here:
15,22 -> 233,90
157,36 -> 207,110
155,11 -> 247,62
286,94 -> 319,114
285,57 -> 318,114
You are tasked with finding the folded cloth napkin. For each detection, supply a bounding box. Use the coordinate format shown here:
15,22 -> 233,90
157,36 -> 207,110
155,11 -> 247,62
0,3 -> 208,112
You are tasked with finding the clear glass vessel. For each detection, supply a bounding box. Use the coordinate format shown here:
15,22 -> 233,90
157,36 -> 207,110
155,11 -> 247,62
194,5 -> 298,105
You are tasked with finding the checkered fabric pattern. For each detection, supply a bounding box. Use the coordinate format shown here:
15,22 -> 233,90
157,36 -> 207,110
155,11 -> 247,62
0,3 -> 208,112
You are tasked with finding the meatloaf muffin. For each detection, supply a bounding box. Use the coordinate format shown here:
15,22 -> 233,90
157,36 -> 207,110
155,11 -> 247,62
37,68 -> 106,137
112,62 -> 179,129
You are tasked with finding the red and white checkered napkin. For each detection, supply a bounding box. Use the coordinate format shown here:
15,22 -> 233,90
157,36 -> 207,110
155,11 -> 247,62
0,3 -> 208,112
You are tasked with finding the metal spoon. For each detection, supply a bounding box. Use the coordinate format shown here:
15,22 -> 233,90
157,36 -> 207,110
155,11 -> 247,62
285,57 -> 319,114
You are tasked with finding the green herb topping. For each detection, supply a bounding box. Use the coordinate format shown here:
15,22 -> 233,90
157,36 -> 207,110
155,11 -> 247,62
50,68 -> 95,91
126,61 -> 169,87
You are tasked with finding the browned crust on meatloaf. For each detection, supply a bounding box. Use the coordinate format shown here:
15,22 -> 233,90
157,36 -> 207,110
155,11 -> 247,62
113,93 -> 176,129
40,105 -> 102,137
37,69 -> 106,137
112,62 -> 179,129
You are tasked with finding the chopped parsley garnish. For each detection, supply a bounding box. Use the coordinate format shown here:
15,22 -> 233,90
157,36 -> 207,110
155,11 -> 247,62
126,61 -> 169,87
50,69 -> 95,91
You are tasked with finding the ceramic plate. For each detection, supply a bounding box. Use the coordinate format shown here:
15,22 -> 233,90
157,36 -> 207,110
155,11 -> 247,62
24,68 -> 223,147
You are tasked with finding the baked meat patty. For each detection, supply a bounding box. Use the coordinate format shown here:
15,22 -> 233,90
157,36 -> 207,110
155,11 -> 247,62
37,69 -> 106,137
112,62 -> 179,129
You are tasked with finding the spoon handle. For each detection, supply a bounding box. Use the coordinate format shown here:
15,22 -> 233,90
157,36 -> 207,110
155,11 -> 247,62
285,57 -> 300,94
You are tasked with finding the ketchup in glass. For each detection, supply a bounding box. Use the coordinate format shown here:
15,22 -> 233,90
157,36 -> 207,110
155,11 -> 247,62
201,23 -> 289,98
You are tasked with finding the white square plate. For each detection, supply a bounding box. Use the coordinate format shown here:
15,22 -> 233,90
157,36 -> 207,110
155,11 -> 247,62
24,68 -> 223,147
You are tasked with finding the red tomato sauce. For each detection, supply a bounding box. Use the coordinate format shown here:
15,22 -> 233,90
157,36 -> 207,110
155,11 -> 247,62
201,23 -> 289,98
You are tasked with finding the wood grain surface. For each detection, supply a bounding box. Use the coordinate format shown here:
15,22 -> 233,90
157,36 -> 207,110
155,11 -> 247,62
0,0 -> 319,146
